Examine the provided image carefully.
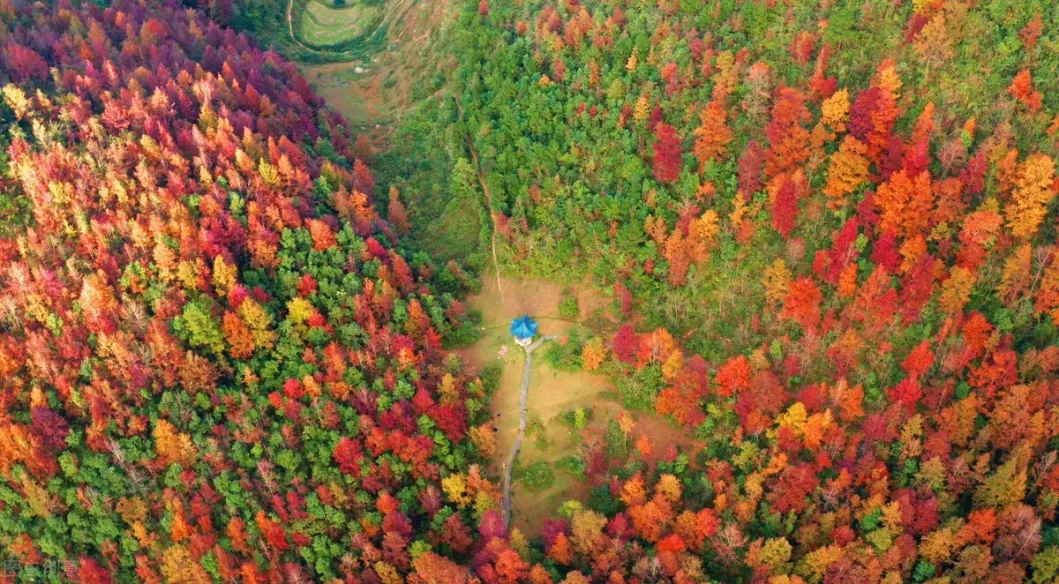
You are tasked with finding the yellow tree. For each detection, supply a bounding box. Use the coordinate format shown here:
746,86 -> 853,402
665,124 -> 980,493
919,527 -> 958,565
1006,153 -> 1055,239
626,47 -> 639,72
656,474 -> 683,503
940,266 -> 976,314
797,545 -> 843,582
469,425 -> 497,457
688,210 -> 721,261
154,419 -> 196,467
581,337 -> 607,371
820,89 -> 850,134
974,457 -> 1027,509
661,349 -> 684,380
570,509 -> 608,555
1036,256 -> 1059,323
755,537 -> 793,574
823,136 -> 870,210
161,545 -> 210,583
1000,244 -> 1032,301
238,299 -> 276,350
762,259 -> 791,306
441,473 -> 472,508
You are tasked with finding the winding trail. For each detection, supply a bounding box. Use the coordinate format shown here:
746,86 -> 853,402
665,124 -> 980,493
467,136 -> 505,305
501,335 -> 556,528
452,97 -> 504,303
286,0 -> 310,50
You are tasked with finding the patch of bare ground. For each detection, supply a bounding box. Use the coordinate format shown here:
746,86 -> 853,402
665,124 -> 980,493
455,274 -> 703,538
296,0 -> 455,135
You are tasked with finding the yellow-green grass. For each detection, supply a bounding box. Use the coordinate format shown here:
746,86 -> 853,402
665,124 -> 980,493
298,61 -> 408,128
299,0 -> 382,46
294,0 -> 454,131
455,274 -> 700,537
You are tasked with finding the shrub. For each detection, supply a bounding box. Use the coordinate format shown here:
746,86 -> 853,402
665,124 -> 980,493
556,456 -> 586,480
559,291 -> 580,319
619,365 -> 663,410
518,461 -> 556,492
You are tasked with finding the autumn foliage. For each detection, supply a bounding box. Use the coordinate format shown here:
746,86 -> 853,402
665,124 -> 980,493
434,0 -> 1059,582
652,122 -> 684,183
0,2 -> 484,581
6,0 -> 1059,582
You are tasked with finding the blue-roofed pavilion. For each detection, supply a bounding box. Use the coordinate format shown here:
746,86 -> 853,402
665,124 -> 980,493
510,315 -> 538,342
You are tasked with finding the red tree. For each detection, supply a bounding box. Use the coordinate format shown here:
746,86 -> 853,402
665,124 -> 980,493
771,179 -> 799,238
738,140 -> 765,195
652,123 -> 684,183
612,323 -> 640,364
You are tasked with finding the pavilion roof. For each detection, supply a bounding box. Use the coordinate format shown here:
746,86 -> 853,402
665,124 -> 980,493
510,315 -> 538,339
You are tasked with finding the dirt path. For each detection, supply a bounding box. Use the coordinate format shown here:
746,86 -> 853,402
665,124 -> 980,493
286,0 -> 309,50
458,275 -> 703,536
453,97 -> 504,303
501,335 -> 555,528
468,136 -> 504,305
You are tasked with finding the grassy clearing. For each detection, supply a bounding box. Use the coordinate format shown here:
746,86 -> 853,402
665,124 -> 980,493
299,61 -> 390,126
296,0 -> 453,128
300,5 -> 366,46
428,185 -> 483,261
453,274 -> 700,537
372,99 -> 486,267
299,0 -> 383,46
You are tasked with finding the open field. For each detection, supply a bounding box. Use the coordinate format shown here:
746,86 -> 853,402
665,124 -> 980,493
298,0 -> 382,46
455,274 -> 702,536
299,61 -> 391,126
296,0 -> 452,130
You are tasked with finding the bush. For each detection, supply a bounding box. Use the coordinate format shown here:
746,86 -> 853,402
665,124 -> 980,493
478,363 -> 504,397
559,407 -> 592,429
604,419 -> 628,458
587,484 -> 622,516
556,455 -> 586,480
518,461 -> 556,492
527,418 -> 547,450
619,364 -> 663,410
542,329 -> 585,371
559,291 -> 580,319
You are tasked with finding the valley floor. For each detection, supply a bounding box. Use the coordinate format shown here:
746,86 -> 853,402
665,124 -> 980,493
295,0 -> 453,129
455,274 -> 703,536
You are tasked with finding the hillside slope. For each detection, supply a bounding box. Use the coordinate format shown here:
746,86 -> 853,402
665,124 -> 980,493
5,0 -> 1059,583
0,1 -> 488,580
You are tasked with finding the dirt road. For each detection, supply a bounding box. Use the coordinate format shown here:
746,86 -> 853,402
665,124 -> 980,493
500,335 -> 555,528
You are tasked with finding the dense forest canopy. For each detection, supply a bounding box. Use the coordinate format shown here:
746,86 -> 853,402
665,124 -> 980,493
0,0 -> 489,581
2,0 -> 1059,582
434,0 -> 1059,581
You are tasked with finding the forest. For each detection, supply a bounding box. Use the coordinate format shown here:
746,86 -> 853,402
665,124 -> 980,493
2,0 -> 1059,582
